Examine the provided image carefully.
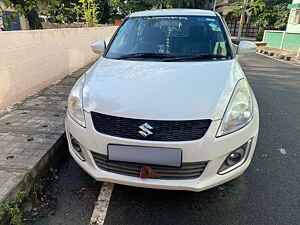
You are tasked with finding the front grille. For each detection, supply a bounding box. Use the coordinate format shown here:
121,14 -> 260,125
91,112 -> 211,141
92,152 -> 208,180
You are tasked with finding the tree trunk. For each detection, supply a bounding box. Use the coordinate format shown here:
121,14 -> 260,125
10,0 -> 43,30
26,8 -> 43,29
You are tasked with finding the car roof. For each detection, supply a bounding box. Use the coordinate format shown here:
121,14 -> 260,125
128,9 -> 217,17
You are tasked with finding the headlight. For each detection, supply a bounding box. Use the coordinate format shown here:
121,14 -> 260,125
217,79 -> 253,137
68,74 -> 86,127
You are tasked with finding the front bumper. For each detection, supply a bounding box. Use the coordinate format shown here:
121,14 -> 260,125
65,110 -> 259,192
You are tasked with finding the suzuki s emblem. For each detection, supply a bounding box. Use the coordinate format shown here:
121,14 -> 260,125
138,123 -> 153,137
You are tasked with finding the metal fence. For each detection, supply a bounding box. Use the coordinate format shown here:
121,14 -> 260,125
227,20 -> 258,37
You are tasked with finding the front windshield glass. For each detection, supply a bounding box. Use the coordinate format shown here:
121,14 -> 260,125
105,15 -> 233,61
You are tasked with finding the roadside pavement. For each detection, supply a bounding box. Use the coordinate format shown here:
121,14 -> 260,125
0,62 -> 94,220
256,46 -> 300,65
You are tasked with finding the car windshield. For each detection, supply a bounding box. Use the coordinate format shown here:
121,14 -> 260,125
105,15 -> 233,61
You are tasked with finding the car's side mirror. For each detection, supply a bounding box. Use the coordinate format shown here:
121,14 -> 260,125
237,41 -> 257,58
91,40 -> 106,55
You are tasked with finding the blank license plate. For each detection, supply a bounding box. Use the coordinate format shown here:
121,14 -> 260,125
107,144 -> 182,167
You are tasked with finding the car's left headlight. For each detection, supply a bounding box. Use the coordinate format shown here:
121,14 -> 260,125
217,79 -> 253,137
68,74 -> 86,127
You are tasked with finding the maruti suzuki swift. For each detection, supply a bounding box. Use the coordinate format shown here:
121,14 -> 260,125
65,9 -> 259,191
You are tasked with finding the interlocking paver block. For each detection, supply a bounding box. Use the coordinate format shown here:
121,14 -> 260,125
14,95 -> 67,112
59,76 -> 82,86
0,177 -> 8,186
0,62 -> 93,208
0,110 -> 65,134
39,84 -> 73,97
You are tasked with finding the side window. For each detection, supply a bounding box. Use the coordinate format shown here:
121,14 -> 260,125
109,25 -> 127,52
289,9 -> 300,25
109,20 -> 138,53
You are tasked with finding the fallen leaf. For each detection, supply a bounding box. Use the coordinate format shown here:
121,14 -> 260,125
27,135 -> 34,141
47,211 -> 55,217
279,148 -> 287,155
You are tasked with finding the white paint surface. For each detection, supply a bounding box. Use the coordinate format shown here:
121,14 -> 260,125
90,182 -> 114,225
83,58 -> 244,121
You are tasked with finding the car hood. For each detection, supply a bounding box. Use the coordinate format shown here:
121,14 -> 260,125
83,58 -> 244,120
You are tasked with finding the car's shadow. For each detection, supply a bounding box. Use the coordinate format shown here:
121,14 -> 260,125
105,174 -> 254,225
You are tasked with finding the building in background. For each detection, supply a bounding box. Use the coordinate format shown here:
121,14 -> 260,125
286,0 -> 300,33
214,0 -> 239,18
263,0 -> 300,52
0,1 -> 28,31
212,0 -> 257,38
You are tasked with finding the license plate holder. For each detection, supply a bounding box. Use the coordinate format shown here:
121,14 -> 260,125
107,144 -> 182,168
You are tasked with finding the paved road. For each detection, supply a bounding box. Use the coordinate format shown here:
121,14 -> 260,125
26,158 -> 101,225
31,54 -> 300,225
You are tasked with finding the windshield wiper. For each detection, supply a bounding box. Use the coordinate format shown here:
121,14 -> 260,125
163,54 -> 229,62
117,53 -> 178,60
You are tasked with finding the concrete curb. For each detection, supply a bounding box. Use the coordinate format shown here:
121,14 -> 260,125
256,48 -> 297,62
0,62 -> 95,223
0,135 -> 68,225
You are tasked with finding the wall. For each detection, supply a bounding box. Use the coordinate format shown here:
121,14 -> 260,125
263,31 -> 284,49
0,26 -> 117,109
263,30 -> 300,52
41,22 -> 88,29
282,32 -> 300,51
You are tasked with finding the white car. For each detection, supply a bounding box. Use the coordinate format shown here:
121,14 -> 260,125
66,9 -> 259,192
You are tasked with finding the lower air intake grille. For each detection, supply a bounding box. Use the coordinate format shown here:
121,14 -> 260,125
92,152 -> 208,180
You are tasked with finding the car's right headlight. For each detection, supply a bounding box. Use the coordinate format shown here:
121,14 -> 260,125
68,74 -> 86,127
216,79 -> 253,137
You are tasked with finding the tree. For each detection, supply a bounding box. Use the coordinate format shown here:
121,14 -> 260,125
1,0 -> 208,30
46,0 -> 103,26
76,0 -> 99,27
98,0 -> 110,24
233,0 -> 292,40
110,0 -> 154,16
45,0 -> 80,23
109,0 -> 208,19
164,0 -> 208,9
